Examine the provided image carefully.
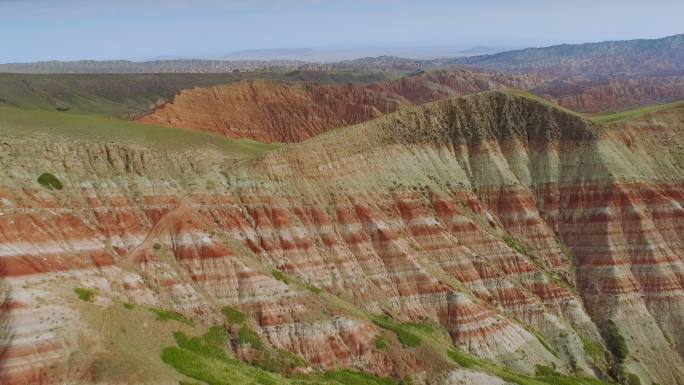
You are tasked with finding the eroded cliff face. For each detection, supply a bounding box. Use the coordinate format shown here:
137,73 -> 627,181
533,76 -> 684,113
137,70 -> 684,145
1,92 -> 683,385
137,79 -> 413,142
138,71 -> 544,143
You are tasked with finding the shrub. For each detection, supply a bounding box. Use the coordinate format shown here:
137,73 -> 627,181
123,302 -> 135,310
370,315 -> 421,348
237,325 -> 263,350
37,173 -> 63,190
221,305 -> 247,324
148,307 -> 194,325
271,269 -> 289,284
153,243 -> 162,250
502,234 -> 527,255
373,336 -> 387,350
606,320 -> 628,363
74,287 -> 94,302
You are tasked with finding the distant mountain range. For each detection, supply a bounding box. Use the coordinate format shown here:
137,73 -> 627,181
1,34 -> 682,75
449,33 -> 684,75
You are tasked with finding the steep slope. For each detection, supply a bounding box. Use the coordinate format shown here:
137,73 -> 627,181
532,76 -> 684,113
451,34 -> 684,76
138,79 -> 413,142
138,71 -> 544,142
1,93 -> 683,385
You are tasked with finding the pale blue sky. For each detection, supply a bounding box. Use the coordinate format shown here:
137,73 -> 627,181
1,0 -> 683,62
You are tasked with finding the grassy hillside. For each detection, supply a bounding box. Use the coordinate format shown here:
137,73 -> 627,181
0,106 -> 280,157
590,99 -> 684,124
0,71 -> 397,118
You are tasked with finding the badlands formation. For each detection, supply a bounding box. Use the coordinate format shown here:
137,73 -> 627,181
1,91 -> 683,385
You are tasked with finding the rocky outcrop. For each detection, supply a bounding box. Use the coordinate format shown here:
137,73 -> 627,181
2,92 -> 684,384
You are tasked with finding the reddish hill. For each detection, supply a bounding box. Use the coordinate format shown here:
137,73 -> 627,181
139,70 -> 684,143
138,80 -> 411,142
138,70 -> 545,142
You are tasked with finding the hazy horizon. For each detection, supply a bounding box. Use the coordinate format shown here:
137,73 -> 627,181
1,0 -> 683,63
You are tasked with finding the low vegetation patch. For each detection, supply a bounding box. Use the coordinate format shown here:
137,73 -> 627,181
162,327 -> 281,385
236,325 -> 264,350
370,315 -> 422,348
221,305 -> 247,324
373,336 -> 387,350
323,370 -> 397,385
148,307 -> 194,325
447,348 -> 479,368
37,172 -> 63,190
74,287 -> 94,302
579,334 -> 606,367
123,302 -> 135,310
606,320 -> 628,364
271,269 -> 289,284
304,283 -> 323,295
502,234 -> 527,255
447,346 -> 612,385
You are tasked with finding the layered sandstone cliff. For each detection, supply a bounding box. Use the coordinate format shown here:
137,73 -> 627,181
2,92 -> 683,385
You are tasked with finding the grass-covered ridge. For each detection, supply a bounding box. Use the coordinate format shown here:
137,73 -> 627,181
0,106 -> 281,157
590,99 -> 684,124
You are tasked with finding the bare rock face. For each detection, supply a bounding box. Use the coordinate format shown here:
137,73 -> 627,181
2,92 -> 684,385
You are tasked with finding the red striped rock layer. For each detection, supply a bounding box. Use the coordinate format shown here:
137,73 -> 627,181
2,92 -> 684,384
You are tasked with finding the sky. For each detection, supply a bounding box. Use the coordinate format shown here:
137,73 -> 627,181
1,0 -> 683,63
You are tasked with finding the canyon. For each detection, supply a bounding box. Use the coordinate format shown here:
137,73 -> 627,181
1,91 -> 683,385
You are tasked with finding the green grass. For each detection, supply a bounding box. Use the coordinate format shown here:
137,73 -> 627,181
74,287 -> 94,302
590,100 -> 684,124
0,72 -> 396,118
304,283 -> 323,295
370,315 -> 422,348
161,327 -> 282,385
373,336 -> 387,350
606,320 -> 628,364
37,172 -> 63,190
162,325 -> 397,385
447,346 -> 614,385
271,269 -> 290,284
148,307 -> 194,325
236,325 -> 264,350
502,234 -> 528,255
123,302 -> 135,310
0,105 -> 280,157
221,305 -> 247,324
447,349 -> 479,368
323,370 -> 397,385
579,334 -> 606,367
